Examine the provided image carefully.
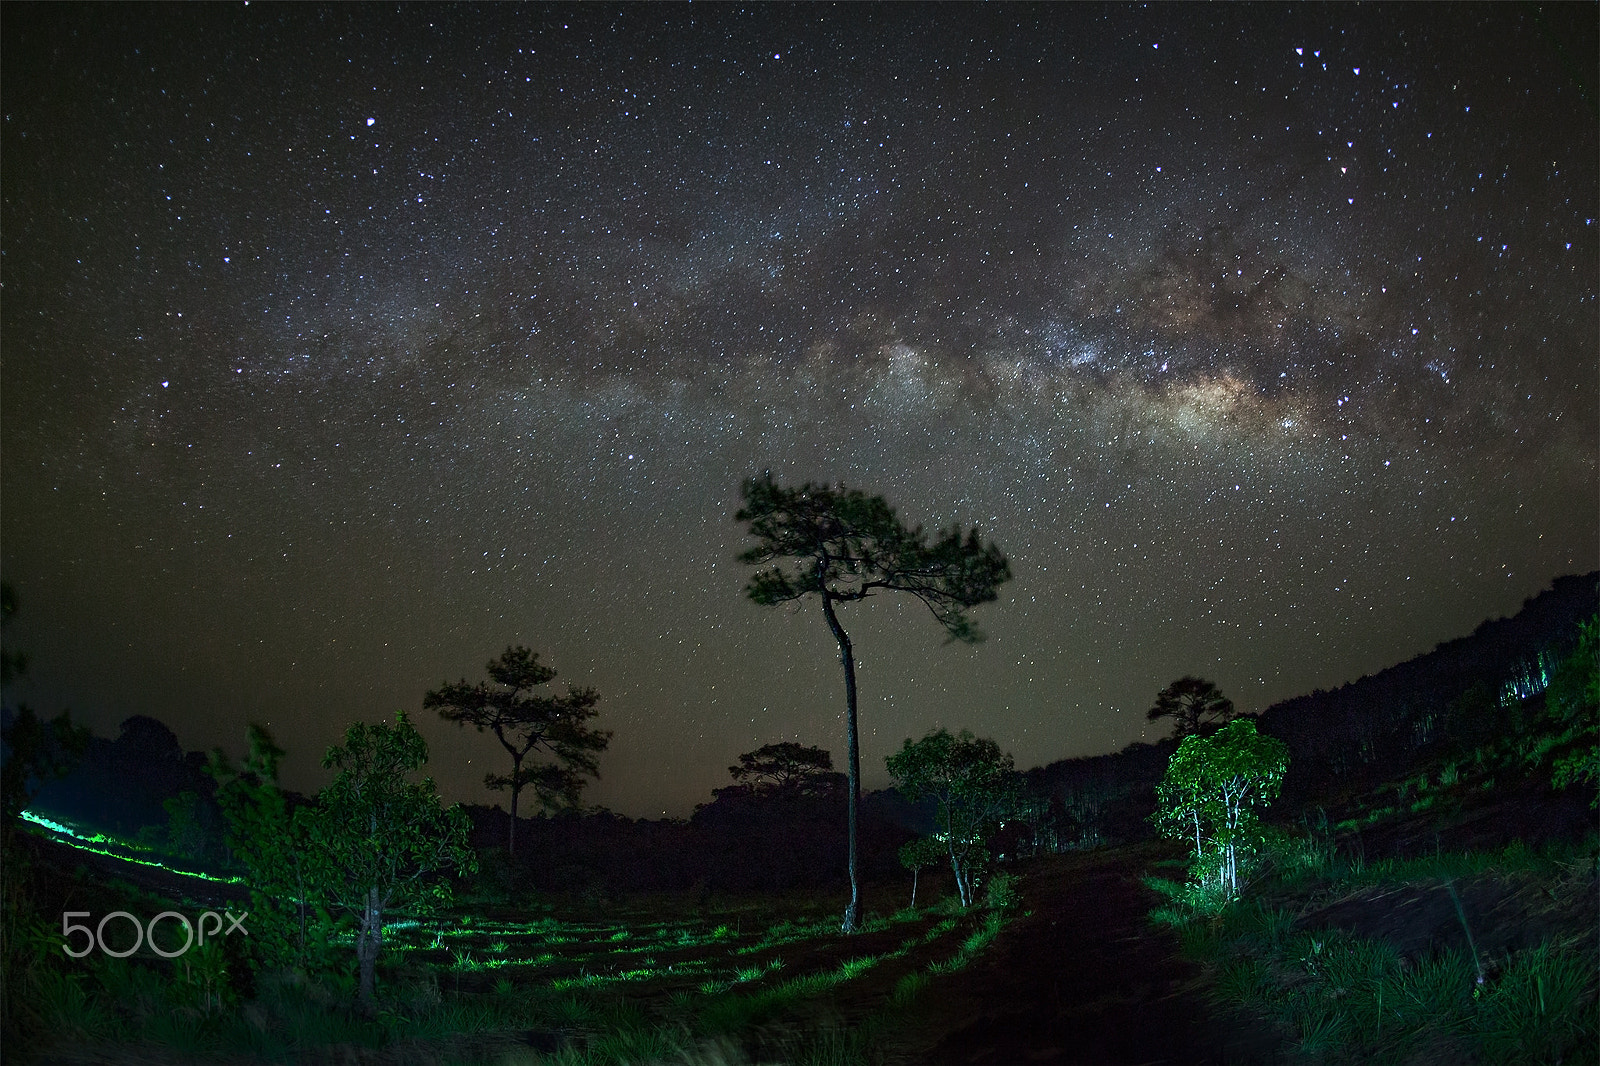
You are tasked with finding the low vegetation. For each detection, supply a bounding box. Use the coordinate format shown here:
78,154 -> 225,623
1145,610 -> 1600,1064
3,582 -> 1594,1062
2,825 -> 1017,1064
1151,833 -> 1598,1065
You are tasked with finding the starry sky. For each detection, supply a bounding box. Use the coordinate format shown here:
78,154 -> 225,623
3,4 -> 1595,818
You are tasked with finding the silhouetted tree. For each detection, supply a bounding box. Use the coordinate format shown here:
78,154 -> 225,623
1147,676 -> 1237,740
886,728 -> 1017,908
721,741 -> 837,799
737,473 -> 1011,932
424,646 -> 610,855
305,712 -> 476,1007
993,783 -> 1059,858
0,583 -> 26,687
0,708 -> 89,848
0,584 -> 89,847
140,789 -> 224,864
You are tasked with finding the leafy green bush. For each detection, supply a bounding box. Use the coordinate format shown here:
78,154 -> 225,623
983,870 -> 1020,911
1152,719 -> 1289,900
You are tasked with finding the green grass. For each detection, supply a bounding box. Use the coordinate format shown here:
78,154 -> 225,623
1210,919 -> 1596,1064
13,878 -> 1016,1066
9,812 -> 1029,1065
1153,832 -> 1599,1066
927,910 -> 1004,974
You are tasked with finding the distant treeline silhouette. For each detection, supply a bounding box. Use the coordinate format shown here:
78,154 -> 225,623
463,786 -> 918,900
9,571 -> 1594,897
1021,571 -> 1598,846
1258,571 -> 1598,805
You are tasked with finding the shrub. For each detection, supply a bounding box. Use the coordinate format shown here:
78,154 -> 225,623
984,870 -> 1020,911
1152,719 -> 1289,900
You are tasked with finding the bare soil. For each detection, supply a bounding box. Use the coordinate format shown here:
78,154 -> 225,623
884,843 -> 1283,1065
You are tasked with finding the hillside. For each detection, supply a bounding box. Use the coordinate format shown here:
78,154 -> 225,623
1023,571 -> 1598,846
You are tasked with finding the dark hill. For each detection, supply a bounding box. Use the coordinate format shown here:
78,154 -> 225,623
23,713 -> 216,836
1022,572 -> 1598,840
1259,571 -> 1597,804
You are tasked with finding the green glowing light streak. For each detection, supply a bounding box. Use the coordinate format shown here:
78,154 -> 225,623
19,810 -> 244,885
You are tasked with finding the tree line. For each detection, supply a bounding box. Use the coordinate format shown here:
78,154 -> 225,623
6,476 -> 1595,1014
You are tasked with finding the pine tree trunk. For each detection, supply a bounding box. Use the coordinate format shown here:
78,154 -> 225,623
910,866 -> 919,909
821,592 -> 861,934
508,752 -> 523,856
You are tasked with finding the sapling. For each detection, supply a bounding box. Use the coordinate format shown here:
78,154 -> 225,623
898,836 -> 945,908
1152,718 -> 1290,900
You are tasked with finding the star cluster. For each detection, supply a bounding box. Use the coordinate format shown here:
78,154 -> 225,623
3,5 -> 1594,814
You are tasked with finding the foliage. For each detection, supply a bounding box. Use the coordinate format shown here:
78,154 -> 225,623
886,728 -> 1017,907
0,584 -> 96,1047
898,834 -> 945,874
139,789 -> 224,865
737,473 -> 1012,644
1253,573 -> 1596,802
15,851 -> 983,1064
0,583 -> 91,847
1542,613 -> 1598,802
208,724 -> 338,975
720,741 -> 838,799
1152,718 -> 1289,900
424,645 -> 609,853
0,705 -> 90,845
983,869 -> 1020,910
737,472 -> 1011,931
1155,826 -> 1599,1066
898,835 -> 946,908
0,851 -> 61,1046
1146,675 -> 1237,740
927,909 -> 1007,974
990,785 -> 1065,857
1189,918 -> 1596,1064
303,711 -> 478,1006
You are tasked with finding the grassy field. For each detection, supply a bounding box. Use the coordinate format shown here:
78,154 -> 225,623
1145,744 -> 1600,1066
4,824 -> 1015,1065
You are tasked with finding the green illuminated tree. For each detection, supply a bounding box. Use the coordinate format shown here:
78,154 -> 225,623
1147,676 -> 1237,740
737,473 -> 1011,932
1153,718 -> 1288,899
424,646 -> 609,855
898,835 -> 946,909
207,724 -> 332,974
305,712 -> 476,1007
886,728 -> 1017,908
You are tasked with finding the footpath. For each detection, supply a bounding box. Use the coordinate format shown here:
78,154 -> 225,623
889,842 -> 1283,1065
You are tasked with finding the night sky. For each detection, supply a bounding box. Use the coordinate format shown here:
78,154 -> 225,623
3,4 -> 1595,818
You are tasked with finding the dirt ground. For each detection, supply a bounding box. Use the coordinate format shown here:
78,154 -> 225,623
884,843 -> 1283,1066
18,830 -> 1289,1065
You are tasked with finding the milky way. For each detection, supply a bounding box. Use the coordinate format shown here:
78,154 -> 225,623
3,5 -> 1595,815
